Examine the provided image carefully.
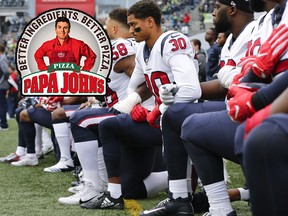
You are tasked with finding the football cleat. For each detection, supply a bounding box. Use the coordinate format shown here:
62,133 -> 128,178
80,191 -> 124,210
192,191 -> 209,213
202,210 -> 237,216
11,155 -> 38,166
43,157 -> 74,173
140,195 -> 194,216
42,145 -> 54,155
68,182 -> 84,194
58,181 -> 101,205
0,152 -> 21,163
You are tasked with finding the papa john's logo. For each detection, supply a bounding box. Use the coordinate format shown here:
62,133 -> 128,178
16,8 -> 112,96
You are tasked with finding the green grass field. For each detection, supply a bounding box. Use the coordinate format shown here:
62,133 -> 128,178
0,119 -> 252,216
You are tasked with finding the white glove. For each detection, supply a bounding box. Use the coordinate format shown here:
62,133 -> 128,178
111,92 -> 141,114
159,84 -> 178,105
159,103 -> 169,114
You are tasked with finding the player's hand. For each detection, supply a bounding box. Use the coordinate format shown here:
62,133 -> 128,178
131,104 -> 149,122
111,92 -> 141,114
146,105 -> 161,128
20,97 -> 32,109
244,104 -> 271,138
46,96 -> 64,105
39,97 -> 61,112
232,55 -> 257,84
159,83 -> 178,105
227,83 -> 258,122
39,97 -> 49,106
251,24 -> 288,78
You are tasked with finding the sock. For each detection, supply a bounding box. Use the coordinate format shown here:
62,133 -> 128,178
34,124 -> 43,155
108,183 -> 122,199
26,153 -> 37,159
98,147 -> 108,190
238,187 -> 250,201
41,128 -> 53,149
16,146 -> 26,156
75,140 -> 101,190
187,158 -> 193,193
53,122 -> 72,160
169,179 -> 189,199
204,181 -> 233,214
144,171 -> 168,197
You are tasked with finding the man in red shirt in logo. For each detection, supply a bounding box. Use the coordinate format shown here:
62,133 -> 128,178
34,16 -> 96,71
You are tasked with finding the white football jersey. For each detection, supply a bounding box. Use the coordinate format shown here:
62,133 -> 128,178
217,20 -> 257,88
245,13 -> 268,57
259,1 -> 288,76
105,38 -> 137,107
129,30 -> 201,104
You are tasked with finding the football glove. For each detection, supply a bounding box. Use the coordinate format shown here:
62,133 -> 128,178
251,24 -> 288,78
244,104 -> 271,139
111,92 -> 141,114
146,105 -> 161,128
227,83 -> 260,122
131,104 -> 149,122
159,83 -> 178,105
232,55 -> 257,84
146,104 -> 169,128
46,96 -> 64,105
20,97 -> 32,109
39,97 -> 61,112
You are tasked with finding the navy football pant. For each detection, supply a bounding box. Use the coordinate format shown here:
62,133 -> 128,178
162,101 -> 226,180
181,110 -> 240,185
20,107 -> 53,154
99,114 -> 165,199
243,114 -> 288,216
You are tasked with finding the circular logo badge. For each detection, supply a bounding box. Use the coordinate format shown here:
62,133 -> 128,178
16,8 -> 112,96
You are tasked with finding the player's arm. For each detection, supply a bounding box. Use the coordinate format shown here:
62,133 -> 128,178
34,43 -> 48,71
270,88 -> 288,113
81,43 -> 97,71
169,54 -> 201,103
113,54 -> 136,77
200,79 -> 228,100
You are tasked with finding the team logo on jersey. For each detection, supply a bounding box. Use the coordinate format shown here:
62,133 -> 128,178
16,8 -> 112,96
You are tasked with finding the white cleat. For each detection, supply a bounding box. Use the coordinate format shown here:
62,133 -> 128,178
68,182 -> 84,194
58,181 -> 102,205
44,157 -> 74,173
11,155 -> 38,166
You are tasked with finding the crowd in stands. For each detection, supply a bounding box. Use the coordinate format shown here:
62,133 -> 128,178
0,0 -> 287,216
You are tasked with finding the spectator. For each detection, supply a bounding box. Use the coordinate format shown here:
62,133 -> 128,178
216,31 -> 230,48
191,39 -> 206,82
199,12 -> 205,30
0,43 -> 9,130
6,63 -> 19,119
205,27 -> 222,81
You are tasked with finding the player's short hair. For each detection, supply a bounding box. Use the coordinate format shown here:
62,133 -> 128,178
191,39 -> 202,49
127,0 -> 162,26
109,8 -> 129,29
55,17 -> 71,29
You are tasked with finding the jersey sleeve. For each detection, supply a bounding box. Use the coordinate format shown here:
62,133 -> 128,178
161,32 -> 195,64
112,39 -> 137,66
